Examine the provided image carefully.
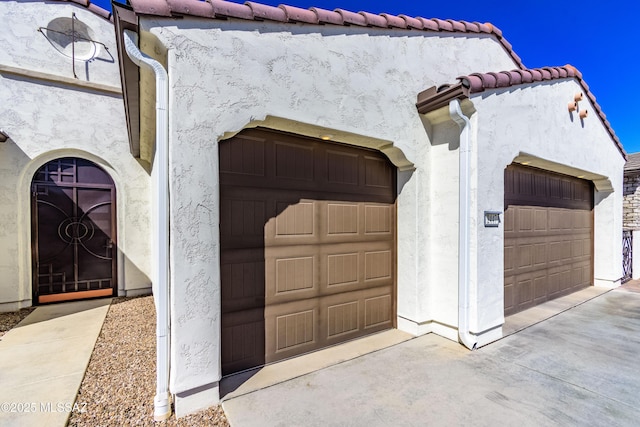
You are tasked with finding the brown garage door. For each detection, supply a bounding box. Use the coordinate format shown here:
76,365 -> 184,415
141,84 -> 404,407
504,164 -> 593,316
220,128 -> 396,375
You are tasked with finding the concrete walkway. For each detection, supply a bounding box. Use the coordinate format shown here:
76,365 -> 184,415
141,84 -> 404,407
0,299 -> 110,427
223,285 -> 640,426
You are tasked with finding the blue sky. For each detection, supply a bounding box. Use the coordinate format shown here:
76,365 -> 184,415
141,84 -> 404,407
99,0 -> 640,154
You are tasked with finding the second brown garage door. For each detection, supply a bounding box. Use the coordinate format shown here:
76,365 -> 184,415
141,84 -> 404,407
504,164 -> 593,316
220,129 -> 396,375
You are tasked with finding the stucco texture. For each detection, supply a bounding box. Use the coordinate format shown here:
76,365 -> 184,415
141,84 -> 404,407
0,1 -> 152,309
138,17 -> 521,397
130,13 -> 625,412
468,79 -> 625,331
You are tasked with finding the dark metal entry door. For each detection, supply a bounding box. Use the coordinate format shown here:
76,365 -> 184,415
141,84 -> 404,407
31,158 -> 117,304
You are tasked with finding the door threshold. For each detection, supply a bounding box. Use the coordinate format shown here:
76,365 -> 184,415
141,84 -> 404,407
38,288 -> 114,304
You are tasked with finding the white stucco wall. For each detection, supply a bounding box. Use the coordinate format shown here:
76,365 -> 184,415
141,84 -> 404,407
467,79 -> 625,334
137,16 -> 520,408
0,1 -> 152,310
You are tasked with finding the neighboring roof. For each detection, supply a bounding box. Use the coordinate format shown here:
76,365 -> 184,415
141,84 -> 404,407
52,0 -> 113,21
625,153 -> 640,172
124,0 -> 525,68
416,65 -> 626,159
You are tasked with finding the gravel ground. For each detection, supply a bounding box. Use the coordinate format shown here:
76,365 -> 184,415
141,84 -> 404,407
68,296 -> 229,426
0,306 -> 35,339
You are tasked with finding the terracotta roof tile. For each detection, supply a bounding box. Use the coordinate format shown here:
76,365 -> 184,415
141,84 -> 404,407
335,8 -> 367,26
279,4 -> 318,23
432,18 -> 453,31
126,0 -> 526,68
380,13 -> 406,29
129,0 -> 172,16
447,19 -> 466,32
246,1 -> 287,21
463,22 -> 481,33
399,14 -> 423,30
417,65 -> 625,159
309,6 -> 343,25
168,0 -> 214,17
211,0 -> 254,19
416,17 -> 439,31
359,11 -> 388,28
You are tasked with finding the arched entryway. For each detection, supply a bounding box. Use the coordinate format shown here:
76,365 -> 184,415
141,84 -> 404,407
31,157 -> 117,304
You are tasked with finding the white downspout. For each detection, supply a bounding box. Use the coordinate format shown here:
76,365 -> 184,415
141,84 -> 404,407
449,99 -> 477,350
123,30 -> 172,421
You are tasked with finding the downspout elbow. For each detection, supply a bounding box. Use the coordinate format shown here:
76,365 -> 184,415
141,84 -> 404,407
449,99 -> 477,351
123,29 -> 172,420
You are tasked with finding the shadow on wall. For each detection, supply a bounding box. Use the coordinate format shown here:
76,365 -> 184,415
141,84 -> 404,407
0,137 -> 33,303
219,128 -> 398,388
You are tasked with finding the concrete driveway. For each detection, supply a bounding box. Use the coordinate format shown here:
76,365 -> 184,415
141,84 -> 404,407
223,285 -> 640,426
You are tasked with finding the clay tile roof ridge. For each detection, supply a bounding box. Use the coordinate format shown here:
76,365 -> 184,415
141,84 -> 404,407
123,0 -> 525,68
454,64 -> 625,158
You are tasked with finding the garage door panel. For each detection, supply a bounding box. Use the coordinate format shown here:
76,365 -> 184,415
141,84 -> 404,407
504,164 -> 593,316
515,275 -> 533,309
517,208 -> 534,232
504,276 -> 514,313
364,156 -> 394,189
533,243 -> 547,266
274,142 -> 315,181
504,208 -> 515,233
327,300 -> 360,338
221,129 -> 396,374
264,284 -> 392,363
265,300 -> 318,361
221,257 -> 266,313
265,250 -> 319,304
274,256 -> 316,294
220,197 -> 268,244
533,273 -> 547,302
221,308 -> 265,374
517,244 -> 533,269
221,248 -> 265,312
364,294 -> 393,329
573,210 -> 589,229
534,209 -> 548,231
504,244 -> 515,273
364,204 -> 393,234
219,134 -> 266,178
266,245 -> 394,299
274,201 -> 315,237
327,203 -> 359,235
326,252 -> 359,287
326,150 -> 359,185
365,250 -> 393,282
264,200 -> 396,247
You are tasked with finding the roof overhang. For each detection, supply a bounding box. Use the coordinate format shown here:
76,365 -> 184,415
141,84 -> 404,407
113,1 -> 141,158
417,66 -> 626,160
416,82 -> 471,115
